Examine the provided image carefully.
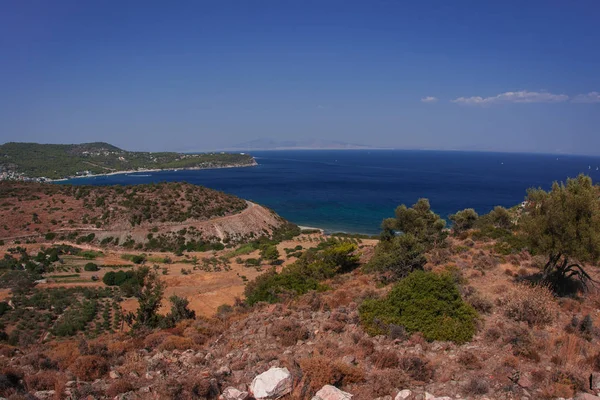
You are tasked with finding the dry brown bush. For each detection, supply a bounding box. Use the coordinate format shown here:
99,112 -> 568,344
48,341 -> 80,370
355,338 -> 375,359
156,378 -> 183,399
298,356 -> 364,392
502,356 -> 519,368
157,335 -> 195,351
504,284 -> 556,327
589,352 -> 600,372
143,331 -> 171,349
467,293 -> 494,314
484,327 -> 502,342
24,371 -> 58,391
463,376 -> 489,395
314,340 -> 343,359
553,333 -> 592,369
457,351 -> 481,370
322,320 -> 345,333
271,320 -> 310,346
324,290 -> 352,309
106,379 -> 135,397
560,298 -> 582,313
373,350 -> 399,369
18,352 -> 56,370
399,356 -> 433,382
182,376 -> 218,398
540,382 -> 575,399
473,252 -> 499,270
69,355 -> 109,381
363,369 -> 409,398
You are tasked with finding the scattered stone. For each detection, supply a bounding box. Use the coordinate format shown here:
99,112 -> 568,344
34,391 -> 55,399
250,367 -> 293,399
518,373 -> 533,388
220,387 -> 249,400
218,366 -> 232,376
395,390 -> 414,400
311,385 -> 353,400
575,394 -> 600,400
109,370 -> 121,379
341,355 -> 356,365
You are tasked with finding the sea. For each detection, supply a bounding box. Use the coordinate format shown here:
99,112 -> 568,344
61,150 -> 600,235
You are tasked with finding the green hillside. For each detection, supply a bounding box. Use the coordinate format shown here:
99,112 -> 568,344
0,142 -> 255,180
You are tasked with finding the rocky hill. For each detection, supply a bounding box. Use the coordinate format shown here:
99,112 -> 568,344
0,182 -> 286,251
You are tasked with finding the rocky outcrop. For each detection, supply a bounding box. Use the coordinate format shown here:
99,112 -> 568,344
250,367 -> 293,399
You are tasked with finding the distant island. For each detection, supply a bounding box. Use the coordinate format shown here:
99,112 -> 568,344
0,142 -> 257,181
224,138 -> 382,151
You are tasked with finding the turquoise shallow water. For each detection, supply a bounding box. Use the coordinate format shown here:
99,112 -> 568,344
61,150 -> 600,235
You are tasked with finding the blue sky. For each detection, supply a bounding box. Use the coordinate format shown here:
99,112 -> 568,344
1,1 -> 599,154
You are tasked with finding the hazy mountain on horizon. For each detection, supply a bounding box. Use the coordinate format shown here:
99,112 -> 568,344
223,138 -> 380,151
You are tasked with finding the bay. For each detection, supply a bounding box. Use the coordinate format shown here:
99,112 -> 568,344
61,150 -> 600,235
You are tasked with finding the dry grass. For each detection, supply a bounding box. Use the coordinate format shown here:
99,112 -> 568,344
157,335 -> 196,351
143,331 -> 171,349
24,371 -> 59,391
552,333 -> 593,370
69,355 -> 109,381
298,356 -> 364,392
106,379 -> 135,397
504,283 -> 556,326
373,350 -> 399,369
271,319 -> 310,346
47,341 -> 80,370
457,351 -> 482,370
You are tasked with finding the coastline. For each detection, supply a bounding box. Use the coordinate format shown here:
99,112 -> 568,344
49,160 -> 258,182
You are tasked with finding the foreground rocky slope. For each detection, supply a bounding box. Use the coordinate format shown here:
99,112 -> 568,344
2,236 -> 600,400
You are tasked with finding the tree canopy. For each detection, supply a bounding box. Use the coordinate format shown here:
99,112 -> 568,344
381,198 -> 447,249
521,174 -> 600,293
449,208 -> 479,234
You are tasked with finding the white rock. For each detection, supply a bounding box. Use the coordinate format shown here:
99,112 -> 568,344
109,370 -> 121,379
311,385 -> 352,400
220,386 -> 249,400
425,393 -> 436,400
250,367 -> 293,399
395,390 -> 414,400
33,391 -> 55,400
218,366 -> 232,376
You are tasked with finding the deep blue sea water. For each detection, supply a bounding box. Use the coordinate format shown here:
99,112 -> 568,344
61,150 -> 600,235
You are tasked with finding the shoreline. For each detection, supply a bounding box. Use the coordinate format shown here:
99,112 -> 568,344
49,160 -> 258,182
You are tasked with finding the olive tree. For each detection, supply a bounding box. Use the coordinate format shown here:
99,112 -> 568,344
449,208 -> 479,234
521,174 -> 600,292
381,198 -> 447,249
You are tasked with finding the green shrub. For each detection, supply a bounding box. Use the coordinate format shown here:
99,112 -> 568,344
121,254 -> 146,264
365,234 -> 426,281
103,270 -> 138,287
359,271 -> 477,344
80,250 -> 102,260
244,241 -> 359,305
45,232 -> 57,240
84,262 -> 99,271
